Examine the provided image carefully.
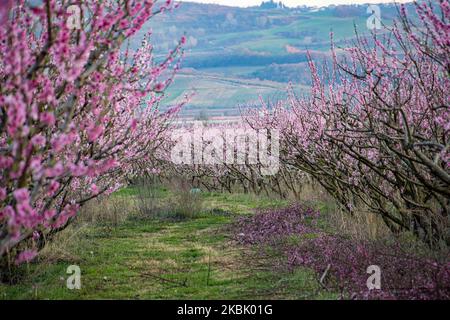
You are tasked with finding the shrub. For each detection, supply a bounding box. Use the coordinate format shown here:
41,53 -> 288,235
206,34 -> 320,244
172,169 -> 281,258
135,177 -> 203,220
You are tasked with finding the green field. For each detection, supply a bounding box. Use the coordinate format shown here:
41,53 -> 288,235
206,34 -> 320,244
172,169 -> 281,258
145,2 -> 400,118
162,70 -> 307,117
0,188 -> 337,300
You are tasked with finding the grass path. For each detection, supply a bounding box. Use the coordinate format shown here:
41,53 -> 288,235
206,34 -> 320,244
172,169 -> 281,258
0,192 -> 331,299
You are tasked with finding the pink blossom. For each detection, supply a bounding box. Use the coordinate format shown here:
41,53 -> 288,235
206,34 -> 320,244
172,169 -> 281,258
0,156 -> 13,169
69,163 -> 88,177
51,134 -> 72,152
33,231 -> 40,240
31,134 -> 46,148
47,180 -> 60,196
44,209 -> 57,220
154,82 -> 165,92
13,188 -> 30,203
39,112 -> 56,126
90,184 -> 99,195
0,0 -> 13,27
45,162 -> 64,178
15,250 -> 38,265
87,124 -> 104,142
0,0 -> 182,268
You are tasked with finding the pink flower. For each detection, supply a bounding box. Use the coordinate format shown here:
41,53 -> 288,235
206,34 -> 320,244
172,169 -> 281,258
154,82 -> 165,92
90,184 -> 99,195
99,158 -> 118,173
45,162 -> 64,178
2,206 -> 15,219
69,163 -> 88,177
33,231 -> 40,240
0,0 -> 184,267
87,124 -> 104,142
51,133 -> 72,152
130,118 -> 138,131
47,180 -> 60,196
40,112 -> 56,126
44,209 -> 57,220
0,0 -> 13,25
15,249 -> 38,265
0,156 -> 13,169
31,134 -> 46,148
30,156 -> 43,173
13,188 -> 30,203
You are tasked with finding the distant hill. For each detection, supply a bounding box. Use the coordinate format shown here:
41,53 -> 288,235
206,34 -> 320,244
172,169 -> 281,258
143,1 -> 410,55
135,1 -> 415,118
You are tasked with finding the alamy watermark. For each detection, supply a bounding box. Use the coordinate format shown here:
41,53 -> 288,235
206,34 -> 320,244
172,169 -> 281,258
67,5 -> 82,30
170,122 -> 280,176
366,265 -> 381,290
367,5 -> 382,30
66,265 -> 81,290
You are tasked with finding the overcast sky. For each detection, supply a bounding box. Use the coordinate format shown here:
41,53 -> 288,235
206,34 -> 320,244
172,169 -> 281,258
179,0 -> 411,8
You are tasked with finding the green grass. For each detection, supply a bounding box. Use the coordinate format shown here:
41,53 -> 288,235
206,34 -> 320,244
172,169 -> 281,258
161,71 -> 308,117
153,7 -> 397,119
204,13 -> 380,55
0,189 -> 336,300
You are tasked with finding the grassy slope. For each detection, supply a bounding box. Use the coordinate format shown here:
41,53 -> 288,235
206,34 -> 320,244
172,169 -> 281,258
219,14 -> 369,55
157,9 -> 387,117
0,190 -> 336,300
161,71 -> 306,116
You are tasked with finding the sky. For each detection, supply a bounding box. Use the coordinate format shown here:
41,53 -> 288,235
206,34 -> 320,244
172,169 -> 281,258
179,0 -> 410,8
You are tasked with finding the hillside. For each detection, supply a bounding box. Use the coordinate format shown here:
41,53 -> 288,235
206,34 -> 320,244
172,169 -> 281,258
161,68 -> 308,117
138,1 -> 413,118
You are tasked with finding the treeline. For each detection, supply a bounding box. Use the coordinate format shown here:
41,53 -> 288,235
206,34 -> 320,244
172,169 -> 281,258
183,53 -> 310,69
249,63 -> 312,84
249,59 -> 334,85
